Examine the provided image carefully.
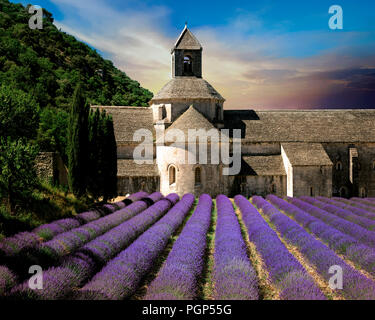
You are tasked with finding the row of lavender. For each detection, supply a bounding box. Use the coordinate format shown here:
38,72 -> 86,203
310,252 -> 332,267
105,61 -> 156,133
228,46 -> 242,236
254,196 -> 375,300
3,193 -> 375,300
0,192 -> 166,296
9,193 -> 179,299
0,191 -> 148,259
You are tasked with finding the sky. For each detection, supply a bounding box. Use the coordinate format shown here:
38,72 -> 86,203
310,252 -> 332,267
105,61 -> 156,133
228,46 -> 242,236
15,0 -> 375,109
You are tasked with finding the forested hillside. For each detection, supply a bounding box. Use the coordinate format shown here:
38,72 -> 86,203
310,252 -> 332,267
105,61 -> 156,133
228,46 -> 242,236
0,0 -> 153,109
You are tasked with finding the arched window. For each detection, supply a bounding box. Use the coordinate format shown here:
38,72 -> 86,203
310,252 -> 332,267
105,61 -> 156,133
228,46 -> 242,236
169,165 -> 176,185
360,187 -> 367,198
339,187 -> 347,198
195,167 -> 201,186
336,161 -> 343,171
184,55 -> 192,74
271,184 -> 276,194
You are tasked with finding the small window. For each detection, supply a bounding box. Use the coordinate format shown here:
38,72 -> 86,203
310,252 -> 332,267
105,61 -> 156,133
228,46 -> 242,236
184,55 -> 192,74
310,187 -> 314,197
360,187 -> 367,198
169,166 -> 176,185
271,184 -> 276,194
339,187 -> 347,198
195,167 -> 201,186
336,161 -> 343,171
215,105 -> 221,121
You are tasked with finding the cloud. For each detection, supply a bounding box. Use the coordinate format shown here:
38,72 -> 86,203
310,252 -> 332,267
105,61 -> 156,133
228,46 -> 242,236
50,0 -> 375,109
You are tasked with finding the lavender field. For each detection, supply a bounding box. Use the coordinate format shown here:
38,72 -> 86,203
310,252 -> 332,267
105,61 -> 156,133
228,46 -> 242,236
1,192 -> 375,300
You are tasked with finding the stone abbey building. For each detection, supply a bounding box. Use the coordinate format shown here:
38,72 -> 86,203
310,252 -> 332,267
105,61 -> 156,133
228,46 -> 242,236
92,26 -> 375,198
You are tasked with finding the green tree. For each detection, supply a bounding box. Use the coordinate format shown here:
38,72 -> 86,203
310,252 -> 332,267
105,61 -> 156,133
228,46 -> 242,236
87,108 -> 101,199
36,107 -> 69,161
0,85 -> 39,140
67,83 -> 89,197
103,114 -> 117,201
0,138 -> 38,213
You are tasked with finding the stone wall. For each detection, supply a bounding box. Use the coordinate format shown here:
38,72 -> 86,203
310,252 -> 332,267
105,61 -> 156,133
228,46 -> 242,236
35,152 -> 68,186
117,176 -> 159,196
322,143 -> 375,197
228,175 -> 286,198
292,166 -> 332,198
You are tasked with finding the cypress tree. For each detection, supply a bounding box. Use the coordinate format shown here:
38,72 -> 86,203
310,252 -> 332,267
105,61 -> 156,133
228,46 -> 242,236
104,114 -> 118,200
95,110 -> 107,200
67,83 -> 89,197
87,108 -> 101,199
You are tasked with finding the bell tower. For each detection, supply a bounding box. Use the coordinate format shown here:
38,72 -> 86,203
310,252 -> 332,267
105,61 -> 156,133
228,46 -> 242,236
171,25 -> 202,78
150,25 -> 224,125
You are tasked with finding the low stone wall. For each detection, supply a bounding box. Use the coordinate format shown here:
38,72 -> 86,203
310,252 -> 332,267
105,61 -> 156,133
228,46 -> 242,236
35,152 -> 68,186
117,176 -> 160,196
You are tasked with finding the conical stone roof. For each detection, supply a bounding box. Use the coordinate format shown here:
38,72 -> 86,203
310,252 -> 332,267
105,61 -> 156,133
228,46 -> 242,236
157,105 -> 219,143
151,77 -> 225,102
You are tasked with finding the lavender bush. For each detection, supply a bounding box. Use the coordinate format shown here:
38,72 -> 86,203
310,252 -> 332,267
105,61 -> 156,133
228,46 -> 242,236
288,197 -> 375,247
79,194 -> 195,300
254,196 -> 375,300
299,197 -> 375,230
10,194 -> 176,300
0,266 -> 17,296
316,197 -> 375,220
268,195 -> 375,277
0,232 -> 41,256
351,197 -> 375,208
212,195 -> 259,300
144,194 -> 211,300
76,194 -> 178,265
333,197 -> 375,214
40,192 -> 163,259
235,195 -> 324,300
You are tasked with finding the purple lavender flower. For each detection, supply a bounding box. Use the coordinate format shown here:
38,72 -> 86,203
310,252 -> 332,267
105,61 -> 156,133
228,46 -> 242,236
288,197 -> 375,247
10,194 -> 189,300
268,195 -> 375,277
351,197 -> 375,208
124,191 -> 149,205
332,197 -> 375,216
76,210 -> 101,224
40,197 -> 158,258
235,195 -> 324,300
0,266 -> 17,296
34,219 -> 81,240
254,196 -> 375,300
77,195 -> 176,264
144,194 -> 211,300
0,232 -> 41,256
300,196 -> 375,231
213,195 -> 259,300
79,194 -> 195,300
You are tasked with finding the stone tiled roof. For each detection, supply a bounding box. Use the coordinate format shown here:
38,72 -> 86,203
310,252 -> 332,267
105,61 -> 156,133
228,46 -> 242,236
224,109 -> 375,143
117,159 -> 159,177
161,105 -> 219,142
91,106 -> 154,143
282,143 -> 333,166
240,155 -> 286,176
172,26 -> 202,52
151,77 -> 225,102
